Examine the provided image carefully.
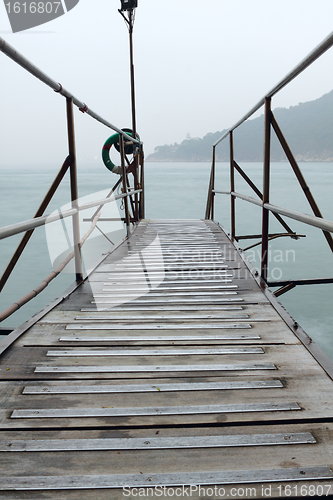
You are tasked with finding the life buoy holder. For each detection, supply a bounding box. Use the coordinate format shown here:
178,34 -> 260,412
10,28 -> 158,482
102,129 -> 140,175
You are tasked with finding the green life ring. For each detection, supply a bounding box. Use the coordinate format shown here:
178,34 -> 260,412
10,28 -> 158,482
102,133 -> 122,174
102,130 -> 139,175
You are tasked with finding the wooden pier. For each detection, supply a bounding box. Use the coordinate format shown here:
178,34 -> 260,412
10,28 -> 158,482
1,219 -> 333,498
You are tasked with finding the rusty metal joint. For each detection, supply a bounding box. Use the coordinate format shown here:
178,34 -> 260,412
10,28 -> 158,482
67,153 -> 75,165
79,103 -> 88,113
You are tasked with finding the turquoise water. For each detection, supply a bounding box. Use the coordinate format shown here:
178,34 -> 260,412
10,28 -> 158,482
1,161 -> 333,359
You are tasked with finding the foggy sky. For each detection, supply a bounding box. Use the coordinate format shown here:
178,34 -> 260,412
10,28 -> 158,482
1,0 -> 333,165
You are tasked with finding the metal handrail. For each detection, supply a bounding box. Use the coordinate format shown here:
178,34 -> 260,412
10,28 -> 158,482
206,31 -> 333,294
0,37 -> 141,146
0,189 -> 142,241
228,191 -> 333,233
213,31 -> 333,147
0,184 -> 121,323
0,36 -> 145,322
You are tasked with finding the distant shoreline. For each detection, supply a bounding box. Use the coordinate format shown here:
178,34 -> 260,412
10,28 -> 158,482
147,90 -> 333,164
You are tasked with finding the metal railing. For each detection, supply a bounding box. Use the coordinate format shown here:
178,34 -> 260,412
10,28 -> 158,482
206,31 -> 333,297
0,36 -> 144,322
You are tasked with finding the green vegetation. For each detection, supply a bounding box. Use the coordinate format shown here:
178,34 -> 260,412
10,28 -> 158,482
147,90 -> 333,162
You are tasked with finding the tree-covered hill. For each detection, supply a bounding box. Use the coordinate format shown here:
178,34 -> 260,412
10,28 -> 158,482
147,90 -> 333,162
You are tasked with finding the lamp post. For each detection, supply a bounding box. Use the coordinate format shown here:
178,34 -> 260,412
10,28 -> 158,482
119,0 -> 138,140
119,0 -> 139,219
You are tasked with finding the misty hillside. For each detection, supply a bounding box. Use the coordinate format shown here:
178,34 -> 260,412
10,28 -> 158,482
147,90 -> 333,162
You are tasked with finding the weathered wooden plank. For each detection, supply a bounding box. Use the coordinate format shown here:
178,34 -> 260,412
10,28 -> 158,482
12,321 -> 293,347
0,369 -> 330,415
40,304 -> 284,324
54,291 -> 270,311
0,343 -> 329,382
58,334 -> 261,343
23,379 -> 284,394
0,432 -> 316,451
64,323 -> 254,331
75,279 -> 261,295
11,402 -> 301,419
45,347 -> 265,357
2,466 -> 332,491
42,312 -> 251,323
89,267 -> 253,280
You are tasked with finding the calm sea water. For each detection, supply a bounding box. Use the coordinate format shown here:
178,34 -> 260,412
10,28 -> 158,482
1,161 -> 333,359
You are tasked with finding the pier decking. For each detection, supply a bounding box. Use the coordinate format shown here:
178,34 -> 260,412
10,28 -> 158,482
1,219 -> 333,498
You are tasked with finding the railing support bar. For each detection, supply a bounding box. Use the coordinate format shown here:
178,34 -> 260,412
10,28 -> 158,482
205,146 -> 215,220
237,233 -> 298,241
274,283 -> 296,297
125,172 -> 136,220
122,154 -> 137,221
211,146 -> 216,220
0,155 -> 72,294
243,232 -> 305,251
261,97 -> 272,281
133,156 -> 139,221
233,160 -> 295,236
90,176 -> 123,221
120,135 -> 131,236
205,156 -> 214,220
139,149 -> 145,219
271,112 -> 333,253
269,277 -> 333,287
230,191 -> 333,233
0,191 -> 114,323
0,189 -> 142,240
229,132 -> 236,239
66,97 -> 83,283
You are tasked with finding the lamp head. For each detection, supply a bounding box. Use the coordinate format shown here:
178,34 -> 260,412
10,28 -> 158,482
120,0 -> 138,11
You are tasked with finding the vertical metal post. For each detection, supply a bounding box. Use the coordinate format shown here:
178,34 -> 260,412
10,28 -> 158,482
120,135 -> 131,236
125,172 -> 136,219
128,10 -> 139,220
133,157 -> 139,221
129,11 -> 137,141
205,158 -> 214,220
261,97 -> 272,281
139,149 -> 145,219
205,147 -> 216,220
210,146 -> 216,220
66,97 -> 83,283
229,131 -> 236,240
